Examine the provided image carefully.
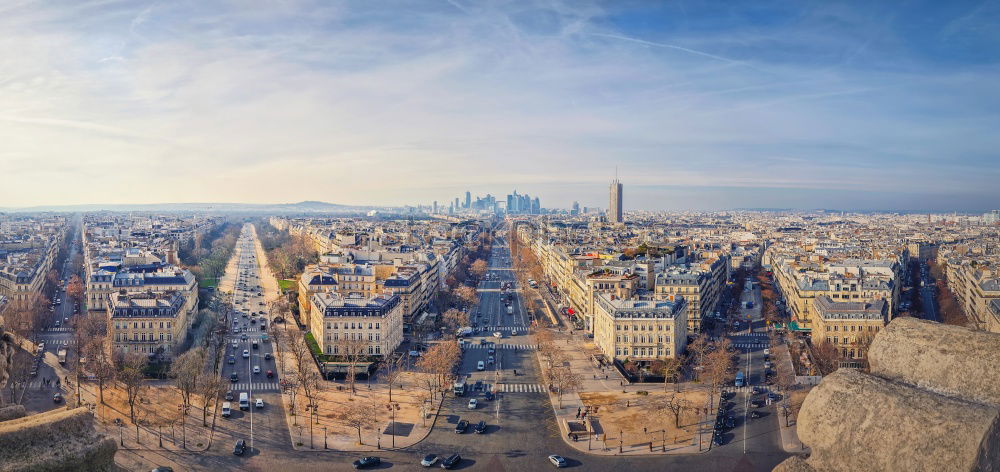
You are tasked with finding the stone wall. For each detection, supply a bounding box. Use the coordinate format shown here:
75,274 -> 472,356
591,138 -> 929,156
774,317 -> 1000,472
0,407 -> 117,472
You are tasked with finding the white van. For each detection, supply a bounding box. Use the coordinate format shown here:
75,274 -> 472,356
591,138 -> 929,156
239,392 -> 249,411
222,402 -> 232,417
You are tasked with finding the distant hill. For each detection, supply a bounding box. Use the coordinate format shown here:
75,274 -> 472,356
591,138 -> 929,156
0,201 -> 385,214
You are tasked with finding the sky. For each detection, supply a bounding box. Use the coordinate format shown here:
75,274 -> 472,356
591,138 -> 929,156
0,0 -> 998,212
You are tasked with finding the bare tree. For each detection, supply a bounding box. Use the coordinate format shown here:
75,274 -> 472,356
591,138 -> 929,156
171,347 -> 206,407
686,334 -> 711,381
380,355 -> 405,403
299,370 -> 322,423
469,259 -> 488,280
665,393 -> 690,428
66,275 -> 84,305
453,285 -> 478,309
6,351 -> 32,405
441,309 -> 469,335
416,342 -> 460,397
704,339 -> 735,406
86,340 -> 116,405
116,352 -> 148,424
658,357 -> 684,392
196,374 -> 226,426
548,366 -> 581,408
336,335 -> 369,394
336,400 -> 377,445
811,340 -> 842,375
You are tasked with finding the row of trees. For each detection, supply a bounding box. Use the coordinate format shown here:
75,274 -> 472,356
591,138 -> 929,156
257,221 -> 319,280
534,329 -> 581,407
179,222 -> 241,282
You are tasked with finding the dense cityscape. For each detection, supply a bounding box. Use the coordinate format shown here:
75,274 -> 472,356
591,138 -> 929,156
2,1 -> 999,472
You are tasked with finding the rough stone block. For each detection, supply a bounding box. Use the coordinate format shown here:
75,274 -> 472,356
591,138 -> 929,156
797,369 -> 1000,472
868,317 -> 1000,405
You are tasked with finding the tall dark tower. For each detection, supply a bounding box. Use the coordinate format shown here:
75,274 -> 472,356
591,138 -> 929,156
609,170 -> 623,223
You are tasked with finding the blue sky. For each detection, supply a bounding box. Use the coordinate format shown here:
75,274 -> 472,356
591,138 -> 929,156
0,0 -> 997,211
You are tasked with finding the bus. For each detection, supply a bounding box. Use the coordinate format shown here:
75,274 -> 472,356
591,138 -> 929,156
735,371 -> 745,388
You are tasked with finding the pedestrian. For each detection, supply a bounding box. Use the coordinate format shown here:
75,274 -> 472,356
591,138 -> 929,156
605,374 -> 608,380
626,400 -> 629,408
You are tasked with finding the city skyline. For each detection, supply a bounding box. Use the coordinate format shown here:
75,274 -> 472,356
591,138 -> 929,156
1,1 -> 998,211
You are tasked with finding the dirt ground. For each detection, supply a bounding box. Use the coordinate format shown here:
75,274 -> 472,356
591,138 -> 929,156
288,371 -> 434,445
579,389 -> 710,448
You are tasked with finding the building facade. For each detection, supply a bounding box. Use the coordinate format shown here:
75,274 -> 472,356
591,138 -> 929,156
592,293 -> 687,366
309,292 -> 403,358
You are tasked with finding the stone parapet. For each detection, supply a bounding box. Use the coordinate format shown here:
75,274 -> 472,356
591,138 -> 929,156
773,317 -> 1000,472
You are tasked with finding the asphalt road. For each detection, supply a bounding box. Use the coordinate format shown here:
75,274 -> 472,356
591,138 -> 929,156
212,225 -> 286,459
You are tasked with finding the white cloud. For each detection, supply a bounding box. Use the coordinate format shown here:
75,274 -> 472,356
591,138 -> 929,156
0,0 -> 996,210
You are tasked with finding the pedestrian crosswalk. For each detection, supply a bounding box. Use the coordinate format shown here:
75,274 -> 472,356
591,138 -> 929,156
39,339 -> 77,346
492,383 -> 545,393
46,327 -> 73,332
229,382 -> 279,392
479,326 -> 528,334
732,343 -> 768,350
463,343 -> 537,351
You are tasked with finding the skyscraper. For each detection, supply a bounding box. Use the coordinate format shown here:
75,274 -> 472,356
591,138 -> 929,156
609,176 -> 623,223
571,201 -> 580,215
465,191 -> 471,209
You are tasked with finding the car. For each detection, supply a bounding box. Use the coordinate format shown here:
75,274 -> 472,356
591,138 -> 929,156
548,455 -> 567,468
266,370 -> 274,378
468,398 -> 477,409
232,341 -> 239,349
151,467 -> 174,472
241,333 -> 248,341
230,373 -> 239,382
225,391 -> 234,401
440,454 -> 461,469
264,352 -> 272,360
352,456 -> 380,469
233,439 -> 247,455
253,365 -> 261,374
477,361 -> 485,371
420,454 -> 439,467
488,356 -> 495,364
53,392 -> 63,403
484,391 -> 494,401
255,398 -> 264,408
487,347 -> 495,355
493,331 -> 502,338
243,349 -> 250,358
751,399 -> 764,408
409,350 -> 421,357
474,380 -> 483,391
454,420 -> 469,433
474,420 -> 487,433
750,410 -> 762,419
767,392 -> 780,401
713,435 -> 725,446
228,356 -> 235,365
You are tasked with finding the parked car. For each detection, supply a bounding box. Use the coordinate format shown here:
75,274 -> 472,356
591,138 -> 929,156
474,420 -> 487,434
440,454 -> 461,469
548,455 -> 567,468
255,398 -> 264,408
468,399 -> 477,409
352,456 -> 380,469
233,439 -> 247,455
420,454 -> 439,467
484,391 -> 494,401
266,370 -> 274,378
230,373 -> 239,383
454,420 -> 469,433
52,392 -> 63,403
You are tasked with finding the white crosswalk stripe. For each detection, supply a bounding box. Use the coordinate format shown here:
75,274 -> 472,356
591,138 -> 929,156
479,326 -> 528,334
733,343 -> 768,350
46,327 -> 73,332
464,344 -> 536,351
492,383 -> 544,393
229,382 -> 279,391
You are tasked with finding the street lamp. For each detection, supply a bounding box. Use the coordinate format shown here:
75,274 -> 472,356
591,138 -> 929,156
323,426 -> 328,449
386,402 -> 400,448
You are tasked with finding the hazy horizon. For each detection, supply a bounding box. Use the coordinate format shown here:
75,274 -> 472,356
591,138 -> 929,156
1,1 -> 998,212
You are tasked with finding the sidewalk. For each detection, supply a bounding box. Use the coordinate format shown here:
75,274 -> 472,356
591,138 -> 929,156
281,375 -> 443,452
538,328 -> 715,456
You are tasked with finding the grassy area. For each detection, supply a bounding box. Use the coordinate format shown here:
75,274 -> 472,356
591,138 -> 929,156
278,279 -> 296,291
198,278 -> 219,289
